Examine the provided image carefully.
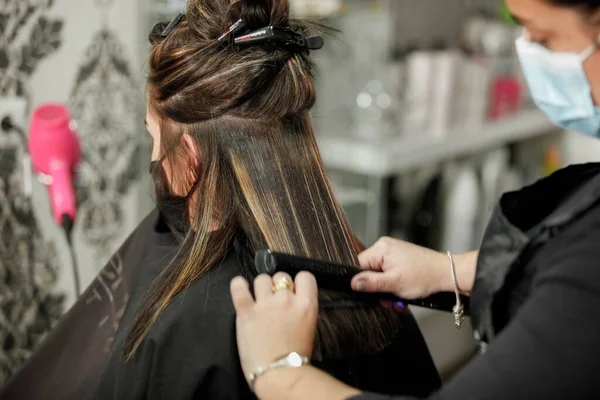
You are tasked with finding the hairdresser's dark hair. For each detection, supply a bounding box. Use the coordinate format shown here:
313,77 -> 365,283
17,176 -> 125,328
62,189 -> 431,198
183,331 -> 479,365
124,0 -> 400,362
547,0 -> 600,13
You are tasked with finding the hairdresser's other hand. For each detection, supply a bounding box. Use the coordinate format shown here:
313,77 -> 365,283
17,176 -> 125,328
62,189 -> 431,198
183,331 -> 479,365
352,237 -> 448,299
230,272 -> 318,393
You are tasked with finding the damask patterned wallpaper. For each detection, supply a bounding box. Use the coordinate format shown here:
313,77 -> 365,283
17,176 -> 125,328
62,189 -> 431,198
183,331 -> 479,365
0,0 -> 148,384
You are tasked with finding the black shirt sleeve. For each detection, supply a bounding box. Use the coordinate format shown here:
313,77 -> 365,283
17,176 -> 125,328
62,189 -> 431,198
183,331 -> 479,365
352,208 -> 600,400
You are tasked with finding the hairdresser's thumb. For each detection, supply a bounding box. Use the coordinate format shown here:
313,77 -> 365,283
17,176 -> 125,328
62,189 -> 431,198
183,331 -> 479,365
352,271 -> 393,294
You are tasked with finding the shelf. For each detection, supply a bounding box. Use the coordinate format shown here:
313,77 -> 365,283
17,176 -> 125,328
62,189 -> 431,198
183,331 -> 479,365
317,110 -> 558,177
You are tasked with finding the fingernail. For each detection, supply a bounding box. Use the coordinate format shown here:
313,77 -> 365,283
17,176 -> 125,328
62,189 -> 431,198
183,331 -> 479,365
354,279 -> 367,291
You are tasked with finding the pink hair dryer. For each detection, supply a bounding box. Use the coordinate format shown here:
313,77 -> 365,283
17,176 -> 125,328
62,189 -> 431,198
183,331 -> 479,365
28,103 -> 81,227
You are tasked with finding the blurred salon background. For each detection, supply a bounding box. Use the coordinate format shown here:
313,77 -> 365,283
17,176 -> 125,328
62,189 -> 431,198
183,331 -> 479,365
1,0 -> 598,386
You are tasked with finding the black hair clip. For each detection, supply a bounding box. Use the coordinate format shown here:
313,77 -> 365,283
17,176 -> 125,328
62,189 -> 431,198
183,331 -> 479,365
234,26 -> 324,51
218,19 -> 247,43
160,13 -> 185,38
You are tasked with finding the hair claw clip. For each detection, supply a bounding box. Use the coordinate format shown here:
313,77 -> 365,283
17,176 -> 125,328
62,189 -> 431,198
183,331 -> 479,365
218,19 -> 247,43
161,13 -> 185,38
234,26 -> 324,51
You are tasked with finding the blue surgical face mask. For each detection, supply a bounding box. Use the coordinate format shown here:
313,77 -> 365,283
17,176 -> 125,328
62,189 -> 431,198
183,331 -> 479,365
515,36 -> 600,137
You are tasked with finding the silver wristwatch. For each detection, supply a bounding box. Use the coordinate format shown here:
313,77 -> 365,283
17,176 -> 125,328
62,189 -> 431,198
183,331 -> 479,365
248,352 -> 310,391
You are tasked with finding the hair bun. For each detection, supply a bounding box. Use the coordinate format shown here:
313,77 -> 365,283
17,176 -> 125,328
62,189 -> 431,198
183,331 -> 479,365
238,0 -> 290,28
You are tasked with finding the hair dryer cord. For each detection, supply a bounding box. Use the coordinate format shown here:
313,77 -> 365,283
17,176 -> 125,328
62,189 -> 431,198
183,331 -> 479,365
61,214 -> 81,297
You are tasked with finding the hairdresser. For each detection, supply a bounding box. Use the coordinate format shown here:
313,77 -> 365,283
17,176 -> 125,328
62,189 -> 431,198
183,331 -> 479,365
230,0 -> 600,398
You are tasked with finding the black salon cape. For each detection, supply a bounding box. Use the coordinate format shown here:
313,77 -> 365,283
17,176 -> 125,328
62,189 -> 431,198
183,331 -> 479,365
0,209 -> 440,400
354,163 -> 600,400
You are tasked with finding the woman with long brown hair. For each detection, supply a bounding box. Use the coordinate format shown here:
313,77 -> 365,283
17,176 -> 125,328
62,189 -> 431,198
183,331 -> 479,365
92,0 -> 441,398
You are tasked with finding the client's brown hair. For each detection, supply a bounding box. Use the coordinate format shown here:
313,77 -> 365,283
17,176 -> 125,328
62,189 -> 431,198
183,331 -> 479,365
124,0 -> 399,362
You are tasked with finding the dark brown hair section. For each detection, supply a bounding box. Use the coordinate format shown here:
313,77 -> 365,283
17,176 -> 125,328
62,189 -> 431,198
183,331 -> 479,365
547,0 -> 600,11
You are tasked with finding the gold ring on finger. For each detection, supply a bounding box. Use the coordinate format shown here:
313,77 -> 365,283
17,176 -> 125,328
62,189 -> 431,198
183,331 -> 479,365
271,277 -> 295,293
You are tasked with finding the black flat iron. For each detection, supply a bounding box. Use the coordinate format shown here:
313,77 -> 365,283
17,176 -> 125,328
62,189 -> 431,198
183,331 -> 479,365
254,250 -> 470,314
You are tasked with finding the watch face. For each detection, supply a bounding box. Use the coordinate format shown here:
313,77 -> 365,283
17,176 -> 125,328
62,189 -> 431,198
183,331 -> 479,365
287,352 -> 303,367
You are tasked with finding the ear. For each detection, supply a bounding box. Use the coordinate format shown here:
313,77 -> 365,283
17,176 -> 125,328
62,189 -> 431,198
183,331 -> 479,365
181,133 -> 200,169
181,133 -> 201,185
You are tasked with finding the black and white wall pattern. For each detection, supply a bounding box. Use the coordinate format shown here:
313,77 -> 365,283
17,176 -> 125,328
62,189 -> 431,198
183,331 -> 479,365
0,0 -> 146,384
69,0 -> 143,263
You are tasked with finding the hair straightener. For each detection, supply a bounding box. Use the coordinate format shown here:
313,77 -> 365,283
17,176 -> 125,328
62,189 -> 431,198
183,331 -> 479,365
254,250 -> 470,314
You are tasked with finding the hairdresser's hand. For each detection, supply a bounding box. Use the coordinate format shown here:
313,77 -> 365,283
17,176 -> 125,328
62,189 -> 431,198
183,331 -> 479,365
352,237 -> 450,299
230,272 -> 318,393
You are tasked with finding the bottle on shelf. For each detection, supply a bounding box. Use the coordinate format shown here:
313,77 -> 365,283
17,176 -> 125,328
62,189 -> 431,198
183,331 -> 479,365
401,42 -> 435,139
440,161 -> 481,253
429,39 -> 462,138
